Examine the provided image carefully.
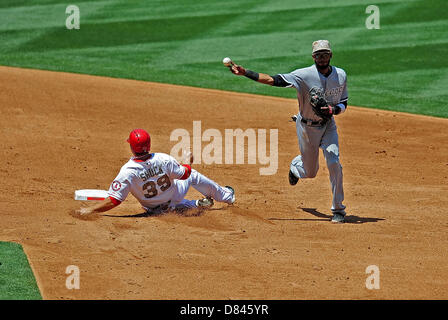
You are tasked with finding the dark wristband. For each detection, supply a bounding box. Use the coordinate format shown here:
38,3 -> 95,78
244,70 -> 259,81
333,105 -> 341,115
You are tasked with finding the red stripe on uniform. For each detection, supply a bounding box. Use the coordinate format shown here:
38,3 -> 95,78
109,196 -> 122,206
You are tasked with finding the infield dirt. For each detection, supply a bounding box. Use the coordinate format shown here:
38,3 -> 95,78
1,66 -> 447,299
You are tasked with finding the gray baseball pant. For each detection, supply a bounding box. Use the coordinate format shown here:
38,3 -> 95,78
290,115 -> 345,213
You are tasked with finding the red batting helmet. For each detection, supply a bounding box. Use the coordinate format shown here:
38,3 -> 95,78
127,129 -> 151,153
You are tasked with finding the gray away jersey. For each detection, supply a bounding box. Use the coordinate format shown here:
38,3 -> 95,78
280,64 -> 348,121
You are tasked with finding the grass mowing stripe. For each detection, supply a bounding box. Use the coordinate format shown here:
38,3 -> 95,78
11,2 -> 411,49
27,17 -> 447,65
0,242 -> 42,300
79,3 -> 366,33
0,0 -> 78,9
333,42 -> 448,75
17,14 -> 243,51
88,0 -> 260,23
0,0 -> 98,9
0,1 -> 114,32
350,68 -> 448,117
383,0 -> 448,25
341,20 -> 448,50
19,2 -> 369,52
247,0 -> 420,13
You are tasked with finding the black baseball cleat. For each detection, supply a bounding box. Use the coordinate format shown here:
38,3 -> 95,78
288,170 -> 299,185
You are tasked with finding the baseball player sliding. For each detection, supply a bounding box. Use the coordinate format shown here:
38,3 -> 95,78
226,40 -> 348,223
75,129 -> 235,217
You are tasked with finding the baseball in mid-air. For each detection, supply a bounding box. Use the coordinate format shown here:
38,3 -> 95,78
222,57 -> 233,67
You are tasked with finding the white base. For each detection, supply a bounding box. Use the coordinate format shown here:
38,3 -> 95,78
74,189 -> 109,201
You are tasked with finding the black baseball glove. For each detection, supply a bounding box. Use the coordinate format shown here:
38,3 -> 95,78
309,87 -> 333,121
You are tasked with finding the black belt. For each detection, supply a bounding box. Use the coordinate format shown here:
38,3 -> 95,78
301,118 -> 328,126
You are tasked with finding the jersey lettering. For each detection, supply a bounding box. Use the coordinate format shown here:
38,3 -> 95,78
139,165 -> 164,182
325,85 -> 345,99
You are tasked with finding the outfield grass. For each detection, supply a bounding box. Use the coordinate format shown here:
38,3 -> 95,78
0,0 -> 447,117
0,242 -> 42,300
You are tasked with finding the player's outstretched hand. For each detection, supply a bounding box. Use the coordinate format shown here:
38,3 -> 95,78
77,207 -> 93,215
230,64 -> 246,76
70,207 -> 100,220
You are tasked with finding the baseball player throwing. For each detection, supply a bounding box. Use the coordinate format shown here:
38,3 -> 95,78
227,40 -> 348,223
75,129 -> 235,217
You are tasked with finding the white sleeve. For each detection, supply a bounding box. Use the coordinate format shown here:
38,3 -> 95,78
107,169 -> 133,202
164,156 -> 186,180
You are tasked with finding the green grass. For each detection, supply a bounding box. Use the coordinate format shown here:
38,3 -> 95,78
0,0 -> 447,117
0,242 -> 42,300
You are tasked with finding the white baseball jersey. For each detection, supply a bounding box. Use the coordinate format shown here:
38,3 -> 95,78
108,153 -> 187,208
